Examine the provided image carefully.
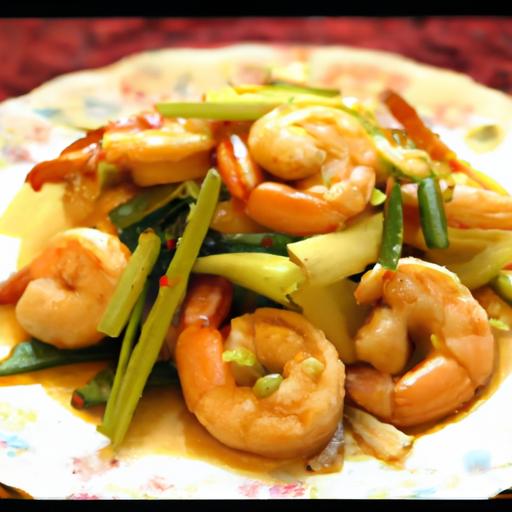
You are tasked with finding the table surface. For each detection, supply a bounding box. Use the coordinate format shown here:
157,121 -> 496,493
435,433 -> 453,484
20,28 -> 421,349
0,17 -> 511,101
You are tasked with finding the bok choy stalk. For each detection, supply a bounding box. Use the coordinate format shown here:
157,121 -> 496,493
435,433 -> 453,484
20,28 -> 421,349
103,169 -> 221,449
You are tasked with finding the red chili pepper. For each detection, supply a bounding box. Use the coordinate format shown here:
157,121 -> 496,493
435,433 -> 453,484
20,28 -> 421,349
260,236 -> 274,248
159,275 -> 169,287
166,239 -> 176,250
71,391 -> 85,409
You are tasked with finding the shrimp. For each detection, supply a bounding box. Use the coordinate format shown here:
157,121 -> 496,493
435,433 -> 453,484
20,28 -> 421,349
401,182 -> 512,230
345,258 -> 495,427
174,276 -> 345,459
244,105 -> 378,235
0,228 -> 130,349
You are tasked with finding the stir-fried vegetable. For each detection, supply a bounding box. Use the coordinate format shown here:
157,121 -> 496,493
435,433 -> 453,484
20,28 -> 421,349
252,373 -> 283,398
201,232 -> 301,257
407,226 -> 512,289
288,213 -> 383,287
344,406 -> 414,462
100,283 -> 148,428
417,176 -> 449,250
72,362 -> 179,410
491,271 -> 512,305
292,279 -> 369,364
378,181 -> 404,270
97,231 -> 160,338
193,252 -> 304,307
0,339 -> 118,377
103,168 -> 221,448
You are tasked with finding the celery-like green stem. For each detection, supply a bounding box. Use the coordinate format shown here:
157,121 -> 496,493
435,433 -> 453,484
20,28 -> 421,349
155,102 -> 275,121
97,231 -> 161,338
108,169 -> 221,448
98,282 -> 148,435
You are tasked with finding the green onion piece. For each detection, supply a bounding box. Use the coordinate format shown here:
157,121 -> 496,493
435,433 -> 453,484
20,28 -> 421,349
222,347 -> 265,376
0,339 -> 118,377
491,271 -> 512,306
301,357 -> 325,378
155,102 -> 275,121
370,188 -> 387,206
266,82 -> 341,97
378,181 -> 403,270
489,318 -> 510,331
417,176 -> 449,250
253,374 -> 283,398
99,282 -> 148,433
108,168 -> 221,448
97,231 -> 161,338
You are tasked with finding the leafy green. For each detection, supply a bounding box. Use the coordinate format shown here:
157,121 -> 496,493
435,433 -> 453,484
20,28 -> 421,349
0,339 -> 118,377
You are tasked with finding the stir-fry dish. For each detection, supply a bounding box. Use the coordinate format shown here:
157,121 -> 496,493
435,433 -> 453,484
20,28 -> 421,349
1,81 -> 512,470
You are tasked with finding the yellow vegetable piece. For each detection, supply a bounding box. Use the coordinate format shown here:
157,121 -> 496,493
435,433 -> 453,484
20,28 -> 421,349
292,279 -> 369,363
193,252 -> 304,307
287,213 -> 383,287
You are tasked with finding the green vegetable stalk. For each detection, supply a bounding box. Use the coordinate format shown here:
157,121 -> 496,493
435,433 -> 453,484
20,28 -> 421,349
97,230 -> 161,338
155,102 -> 276,121
378,181 -> 403,270
417,176 -> 449,250
104,168 -> 221,448
99,282 -> 148,431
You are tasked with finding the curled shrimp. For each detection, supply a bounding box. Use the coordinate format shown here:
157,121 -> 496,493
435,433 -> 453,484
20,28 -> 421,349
175,275 -> 345,459
0,228 -> 130,349
402,182 -> 512,230
243,105 -> 377,235
345,258 -> 495,427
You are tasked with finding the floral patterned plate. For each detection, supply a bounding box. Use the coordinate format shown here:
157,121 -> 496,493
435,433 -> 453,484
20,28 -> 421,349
0,44 -> 512,499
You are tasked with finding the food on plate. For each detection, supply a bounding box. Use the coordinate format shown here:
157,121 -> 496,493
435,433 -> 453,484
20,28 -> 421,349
0,79 -> 510,472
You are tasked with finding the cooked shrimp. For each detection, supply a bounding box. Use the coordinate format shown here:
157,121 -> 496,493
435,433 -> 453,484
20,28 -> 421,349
0,228 -> 130,349
175,276 -> 345,459
244,105 -> 378,235
248,105 -> 378,181
401,182 -> 512,230
346,258 -> 495,427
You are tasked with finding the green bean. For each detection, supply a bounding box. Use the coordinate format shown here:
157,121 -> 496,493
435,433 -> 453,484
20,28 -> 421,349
378,181 -> 403,270
418,176 -> 449,249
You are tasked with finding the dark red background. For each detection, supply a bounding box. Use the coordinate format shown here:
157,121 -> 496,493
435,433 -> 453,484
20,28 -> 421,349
1,17 -> 512,101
